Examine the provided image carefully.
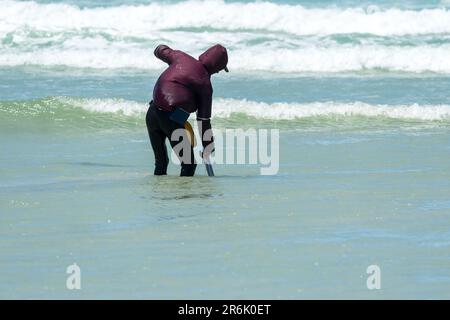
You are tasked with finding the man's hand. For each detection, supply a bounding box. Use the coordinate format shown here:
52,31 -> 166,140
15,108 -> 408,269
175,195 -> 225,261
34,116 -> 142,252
202,144 -> 215,162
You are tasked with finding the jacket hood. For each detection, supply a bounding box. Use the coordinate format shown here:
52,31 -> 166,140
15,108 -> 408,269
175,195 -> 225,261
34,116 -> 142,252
199,44 -> 228,75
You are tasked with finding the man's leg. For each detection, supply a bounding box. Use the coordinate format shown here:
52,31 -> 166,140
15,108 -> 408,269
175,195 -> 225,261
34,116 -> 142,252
180,162 -> 197,177
155,109 -> 197,177
146,105 -> 169,175
167,127 -> 197,177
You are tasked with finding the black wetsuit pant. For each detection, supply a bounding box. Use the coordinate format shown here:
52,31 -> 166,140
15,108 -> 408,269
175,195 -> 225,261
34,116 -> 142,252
146,102 -> 197,176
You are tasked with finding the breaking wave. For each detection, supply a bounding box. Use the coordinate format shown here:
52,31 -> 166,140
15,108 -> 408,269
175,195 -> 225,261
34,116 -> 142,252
1,0 -> 450,73
2,96 -> 450,123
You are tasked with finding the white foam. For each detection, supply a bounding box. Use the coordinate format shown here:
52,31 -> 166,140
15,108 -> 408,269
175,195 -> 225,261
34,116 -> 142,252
58,97 -> 450,121
2,0 -> 450,36
59,97 -> 147,116
232,45 -> 450,73
212,99 -> 450,121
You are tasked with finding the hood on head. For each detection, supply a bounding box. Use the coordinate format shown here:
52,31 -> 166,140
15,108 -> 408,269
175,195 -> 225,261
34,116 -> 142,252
199,44 -> 229,75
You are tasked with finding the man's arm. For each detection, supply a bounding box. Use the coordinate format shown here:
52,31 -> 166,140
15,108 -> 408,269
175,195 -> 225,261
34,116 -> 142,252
154,44 -> 174,65
196,84 -> 215,157
197,118 -> 214,157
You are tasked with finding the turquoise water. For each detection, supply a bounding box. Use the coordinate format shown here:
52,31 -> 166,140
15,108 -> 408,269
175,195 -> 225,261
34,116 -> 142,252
1,0 -> 450,299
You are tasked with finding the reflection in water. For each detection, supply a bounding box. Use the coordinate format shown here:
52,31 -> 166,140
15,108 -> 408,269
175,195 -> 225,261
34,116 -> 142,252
145,175 -> 223,201
139,175 -> 224,222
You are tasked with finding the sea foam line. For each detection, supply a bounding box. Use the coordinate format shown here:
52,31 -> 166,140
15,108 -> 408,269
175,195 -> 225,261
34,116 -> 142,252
1,44 -> 450,73
53,97 -> 450,121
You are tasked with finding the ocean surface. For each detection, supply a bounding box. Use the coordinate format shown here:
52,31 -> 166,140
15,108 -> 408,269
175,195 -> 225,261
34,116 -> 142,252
1,0 -> 450,299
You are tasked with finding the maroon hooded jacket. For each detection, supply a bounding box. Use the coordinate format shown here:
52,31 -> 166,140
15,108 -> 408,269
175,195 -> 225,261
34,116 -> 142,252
152,44 -> 228,119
